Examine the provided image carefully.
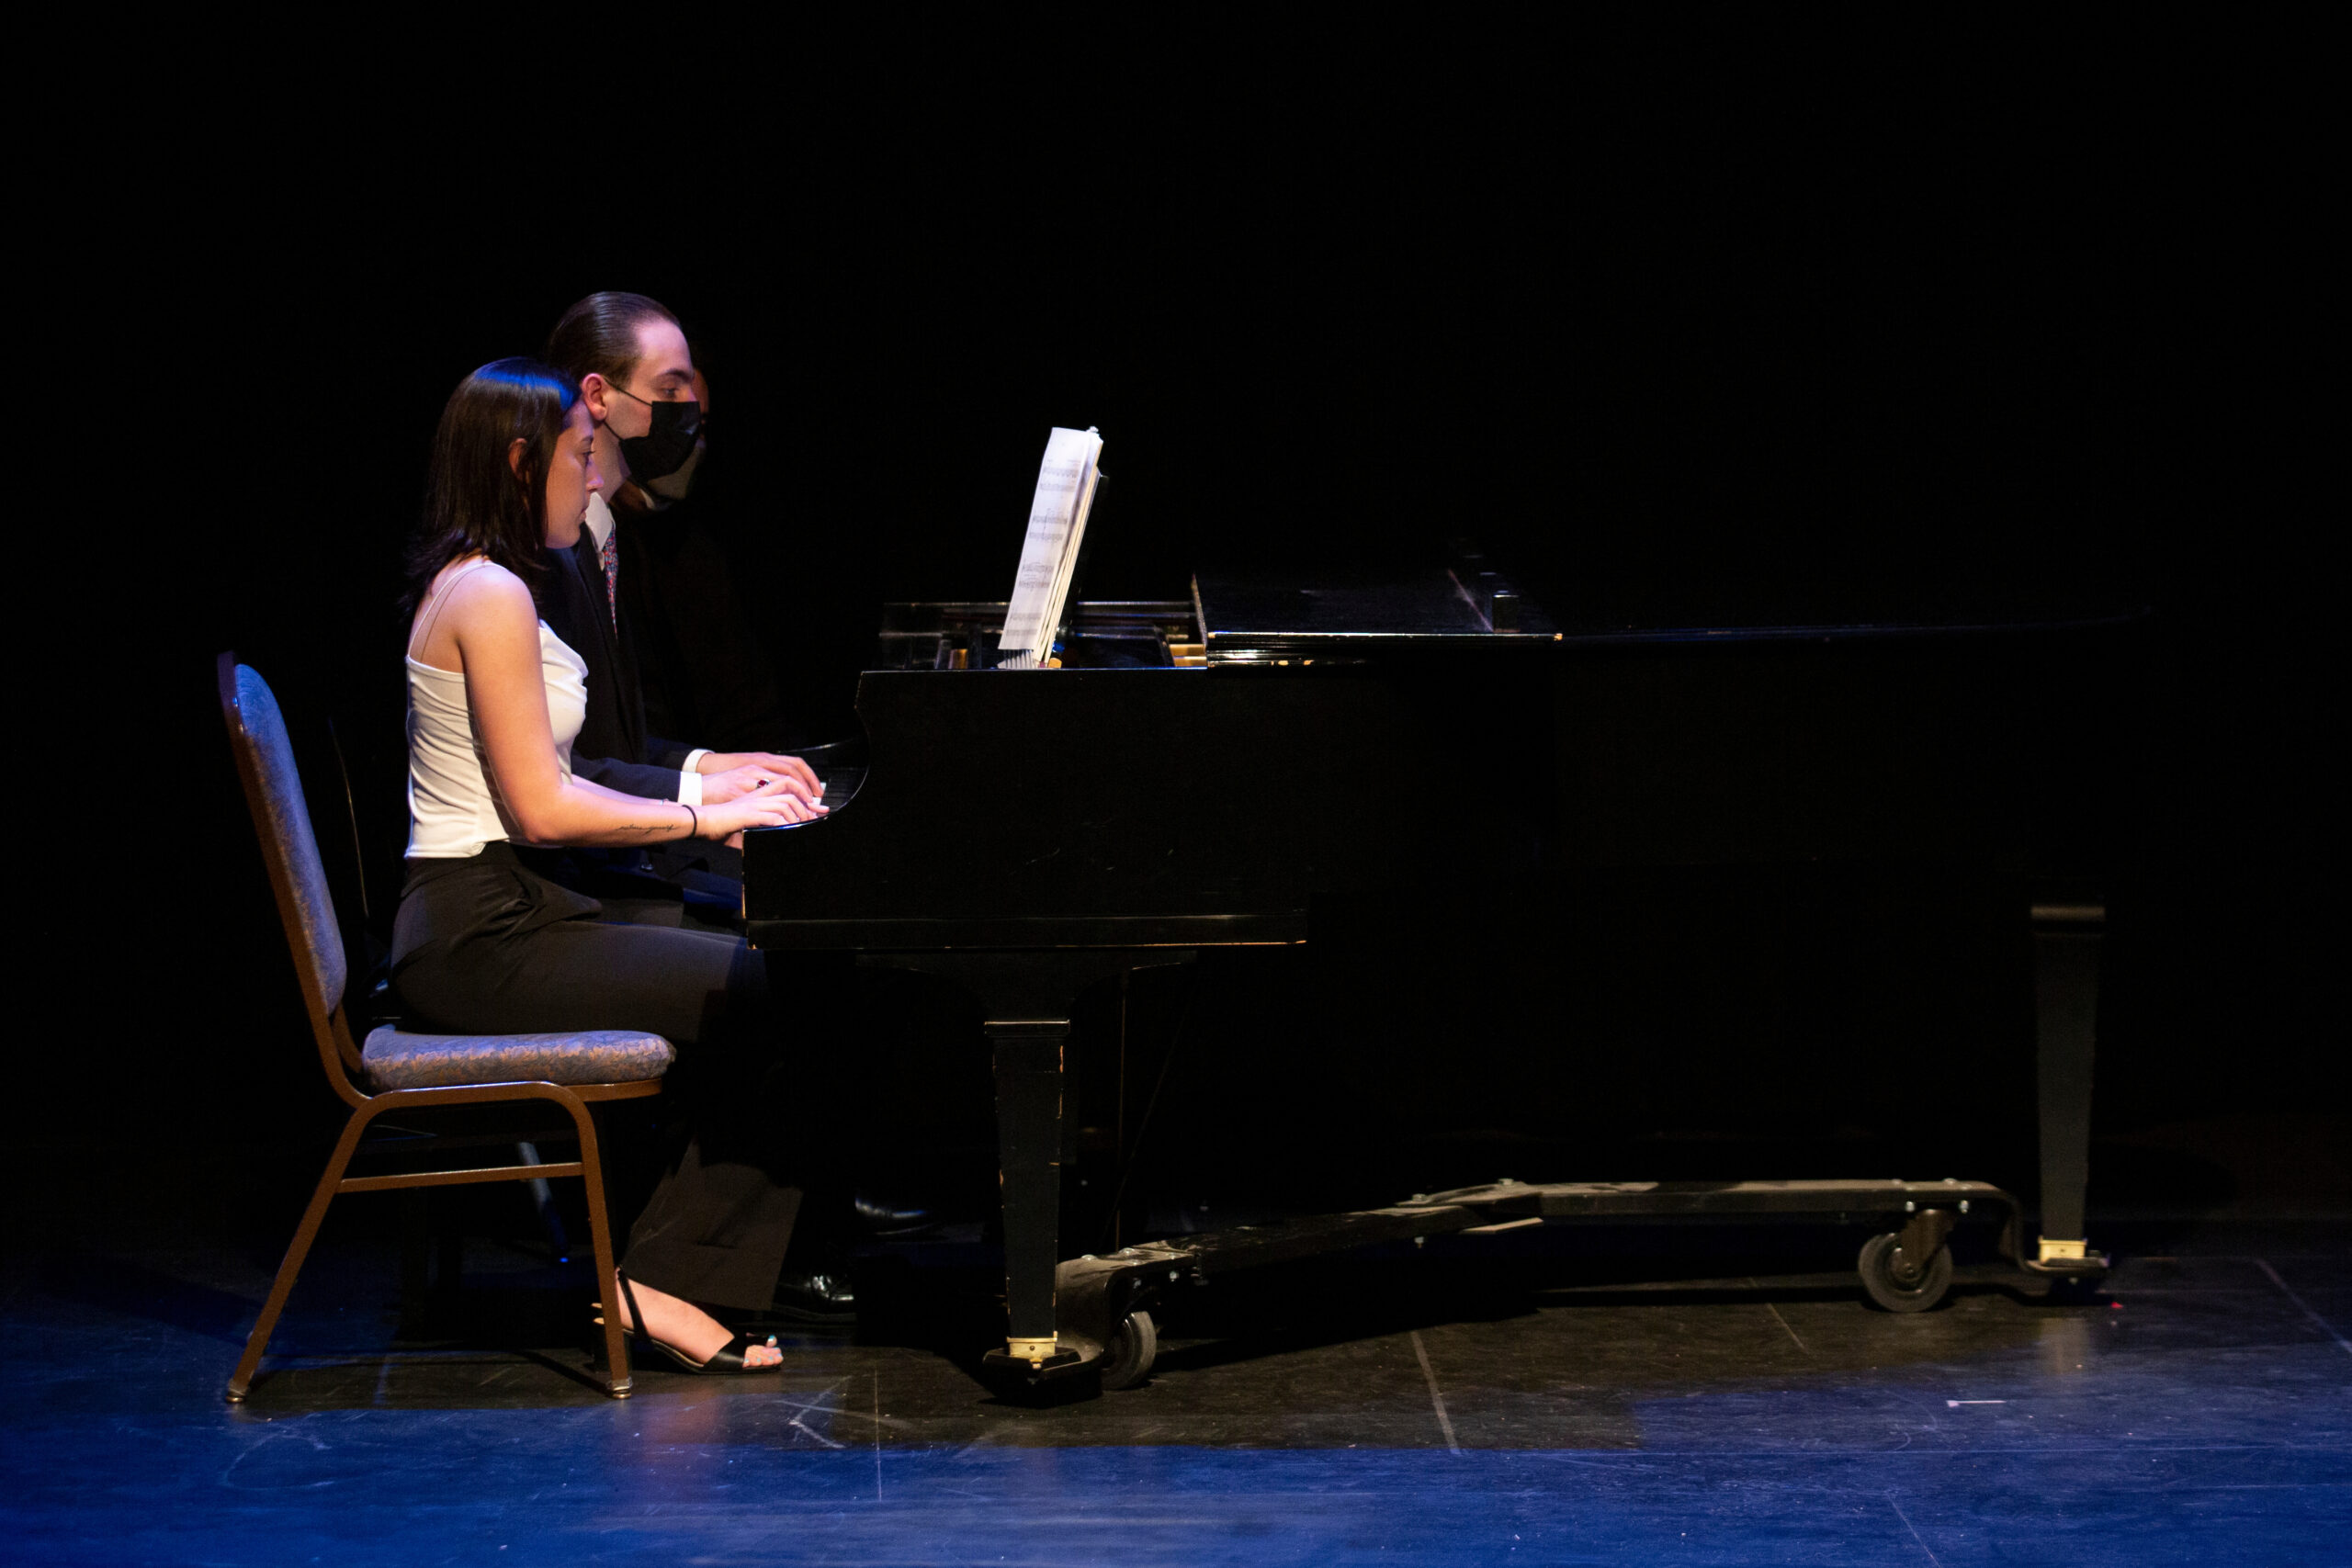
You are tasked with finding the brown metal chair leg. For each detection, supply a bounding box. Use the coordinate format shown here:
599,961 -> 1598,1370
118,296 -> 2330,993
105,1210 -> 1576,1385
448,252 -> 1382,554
226,1104 -> 382,1403
559,1093 -> 632,1398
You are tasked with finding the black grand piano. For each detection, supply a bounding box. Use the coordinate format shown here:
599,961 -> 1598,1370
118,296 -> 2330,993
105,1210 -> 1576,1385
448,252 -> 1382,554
743,558 -> 2135,1386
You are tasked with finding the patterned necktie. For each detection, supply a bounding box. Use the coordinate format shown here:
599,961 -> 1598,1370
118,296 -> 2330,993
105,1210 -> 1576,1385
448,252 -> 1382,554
599,527 -> 619,632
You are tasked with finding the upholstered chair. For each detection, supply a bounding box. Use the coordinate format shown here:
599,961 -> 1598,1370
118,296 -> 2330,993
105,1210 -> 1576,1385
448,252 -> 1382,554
218,653 -> 672,1401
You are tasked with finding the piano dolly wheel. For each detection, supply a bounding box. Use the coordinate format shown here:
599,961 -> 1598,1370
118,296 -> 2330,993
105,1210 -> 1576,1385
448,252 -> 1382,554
1098,1310 -> 1159,1391
1858,1231 -> 1954,1314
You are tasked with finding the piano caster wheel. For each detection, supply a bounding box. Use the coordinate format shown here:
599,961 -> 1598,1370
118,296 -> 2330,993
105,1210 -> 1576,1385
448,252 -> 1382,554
1858,1231 -> 1953,1313
1098,1310 -> 1158,1392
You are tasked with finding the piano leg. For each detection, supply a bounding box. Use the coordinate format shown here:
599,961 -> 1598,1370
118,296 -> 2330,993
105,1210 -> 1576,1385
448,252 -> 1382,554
986,1019 -> 1082,1373
2032,898 -> 2106,1270
868,948 -> 1196,1382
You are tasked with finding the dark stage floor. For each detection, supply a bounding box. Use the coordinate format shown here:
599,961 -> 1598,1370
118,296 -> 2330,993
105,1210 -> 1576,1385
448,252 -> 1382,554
3,1154 -> 2346,1568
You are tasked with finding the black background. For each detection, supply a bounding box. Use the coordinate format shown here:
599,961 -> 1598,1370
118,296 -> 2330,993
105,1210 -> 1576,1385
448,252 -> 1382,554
35,17 -> 2334,1218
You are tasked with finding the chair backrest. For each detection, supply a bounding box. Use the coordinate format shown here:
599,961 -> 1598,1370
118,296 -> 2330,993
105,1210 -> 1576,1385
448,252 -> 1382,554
218,653 -> 367,1096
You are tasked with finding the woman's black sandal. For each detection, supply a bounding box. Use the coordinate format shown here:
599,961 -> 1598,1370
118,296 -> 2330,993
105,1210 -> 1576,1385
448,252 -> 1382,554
605,1271 -> 783,1375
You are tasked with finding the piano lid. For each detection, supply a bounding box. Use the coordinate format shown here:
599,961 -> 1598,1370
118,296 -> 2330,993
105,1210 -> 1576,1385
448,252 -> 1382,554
1197,563 -> 2148,663
1195,568 -> 1561,666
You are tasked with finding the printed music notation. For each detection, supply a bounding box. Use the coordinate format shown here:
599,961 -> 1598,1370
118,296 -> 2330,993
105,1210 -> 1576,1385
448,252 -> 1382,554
999,426 -> 1103,668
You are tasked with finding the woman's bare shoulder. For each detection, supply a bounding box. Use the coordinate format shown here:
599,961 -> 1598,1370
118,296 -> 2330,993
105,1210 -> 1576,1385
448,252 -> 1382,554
438,558 -> 536,617
410,558 -> 540,667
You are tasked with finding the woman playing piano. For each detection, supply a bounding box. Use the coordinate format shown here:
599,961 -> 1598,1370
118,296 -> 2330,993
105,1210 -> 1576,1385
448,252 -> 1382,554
390,358 -> 815,1374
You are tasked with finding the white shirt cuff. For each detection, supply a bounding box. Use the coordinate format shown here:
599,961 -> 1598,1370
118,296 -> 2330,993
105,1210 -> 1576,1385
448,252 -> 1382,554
677,766 -> 706,807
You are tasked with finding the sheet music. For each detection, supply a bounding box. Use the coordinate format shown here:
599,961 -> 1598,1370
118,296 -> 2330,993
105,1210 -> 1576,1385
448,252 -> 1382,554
1000,426 -> 1103,667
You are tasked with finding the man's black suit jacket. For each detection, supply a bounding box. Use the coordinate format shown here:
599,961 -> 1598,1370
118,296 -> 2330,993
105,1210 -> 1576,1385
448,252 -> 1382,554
619,503 -> 797,752
534,536 -> 695,799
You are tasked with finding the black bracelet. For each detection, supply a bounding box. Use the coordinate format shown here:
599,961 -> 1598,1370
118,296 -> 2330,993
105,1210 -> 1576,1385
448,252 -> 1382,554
683,803 -> 699,839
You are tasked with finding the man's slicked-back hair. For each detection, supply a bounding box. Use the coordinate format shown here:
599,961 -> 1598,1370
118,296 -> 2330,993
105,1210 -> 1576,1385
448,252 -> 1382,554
545,291 -> 683,389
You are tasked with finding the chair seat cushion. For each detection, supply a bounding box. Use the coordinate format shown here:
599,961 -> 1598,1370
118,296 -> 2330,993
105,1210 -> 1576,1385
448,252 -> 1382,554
362,1025 -> 674,1091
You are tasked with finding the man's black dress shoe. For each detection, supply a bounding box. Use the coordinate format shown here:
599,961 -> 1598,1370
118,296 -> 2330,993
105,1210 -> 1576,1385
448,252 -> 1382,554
854,1192 -> 934,1235
769,1269 -> 857,1325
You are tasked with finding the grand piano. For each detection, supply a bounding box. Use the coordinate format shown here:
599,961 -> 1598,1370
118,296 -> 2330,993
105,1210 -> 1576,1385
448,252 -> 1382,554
743,557 -> 2137,1383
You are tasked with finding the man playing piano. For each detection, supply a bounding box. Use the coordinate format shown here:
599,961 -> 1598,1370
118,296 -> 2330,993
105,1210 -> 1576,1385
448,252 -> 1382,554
536,290 -> 824,925
542,291 -> 925,1313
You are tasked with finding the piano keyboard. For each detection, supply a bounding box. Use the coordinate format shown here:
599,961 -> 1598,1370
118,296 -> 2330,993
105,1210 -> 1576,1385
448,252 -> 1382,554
815,765 -> 865,810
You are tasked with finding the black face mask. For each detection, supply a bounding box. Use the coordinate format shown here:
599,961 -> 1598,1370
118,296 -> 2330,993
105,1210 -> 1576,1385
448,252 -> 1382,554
608,386 -> 704,482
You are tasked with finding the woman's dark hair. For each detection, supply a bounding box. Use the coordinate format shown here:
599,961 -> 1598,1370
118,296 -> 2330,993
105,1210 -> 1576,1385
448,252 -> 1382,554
401,357 -> 577,615
544,290 -> 683,389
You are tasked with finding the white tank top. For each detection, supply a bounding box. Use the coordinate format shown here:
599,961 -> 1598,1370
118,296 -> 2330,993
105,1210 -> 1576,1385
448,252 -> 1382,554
405,618 -> 590,859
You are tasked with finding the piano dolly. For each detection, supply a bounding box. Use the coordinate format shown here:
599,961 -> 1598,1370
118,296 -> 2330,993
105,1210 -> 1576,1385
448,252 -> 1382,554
1054,1172 -> 2112,1391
